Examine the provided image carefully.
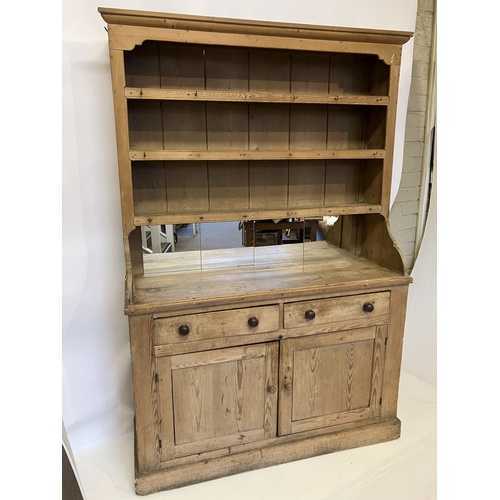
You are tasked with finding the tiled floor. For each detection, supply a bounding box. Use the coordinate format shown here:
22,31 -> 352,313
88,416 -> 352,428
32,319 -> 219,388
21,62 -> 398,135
74,371 -> 436,500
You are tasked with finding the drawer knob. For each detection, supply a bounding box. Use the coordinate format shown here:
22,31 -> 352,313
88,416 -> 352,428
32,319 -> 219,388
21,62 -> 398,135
305,309 -> 316,320
363,302 -> 375,313
248,316 -> 259,328
178,324 -> 190,336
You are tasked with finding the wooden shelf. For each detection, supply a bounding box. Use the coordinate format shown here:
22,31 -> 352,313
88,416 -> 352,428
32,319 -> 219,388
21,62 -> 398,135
133,204 -> 382,225
130,149 -> 385,161
129,242 -> 411,314
125,88 -> 390,106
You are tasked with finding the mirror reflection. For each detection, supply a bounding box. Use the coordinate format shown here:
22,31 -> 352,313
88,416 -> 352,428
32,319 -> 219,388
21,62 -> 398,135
140,216 -> 340,272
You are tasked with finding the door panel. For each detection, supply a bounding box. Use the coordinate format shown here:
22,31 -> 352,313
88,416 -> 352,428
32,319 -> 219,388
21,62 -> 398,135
158,342 -> 278,460
279,326 -> 386,435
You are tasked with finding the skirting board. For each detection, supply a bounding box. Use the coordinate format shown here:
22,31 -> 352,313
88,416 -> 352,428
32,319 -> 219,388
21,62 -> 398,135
135,418 -> 401,495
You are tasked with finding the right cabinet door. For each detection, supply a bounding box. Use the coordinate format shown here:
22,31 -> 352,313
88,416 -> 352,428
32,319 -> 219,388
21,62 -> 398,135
279,326 -> 387,436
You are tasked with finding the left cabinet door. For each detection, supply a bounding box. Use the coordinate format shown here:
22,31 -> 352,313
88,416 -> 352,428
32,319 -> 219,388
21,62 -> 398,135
157,342 -> 278,461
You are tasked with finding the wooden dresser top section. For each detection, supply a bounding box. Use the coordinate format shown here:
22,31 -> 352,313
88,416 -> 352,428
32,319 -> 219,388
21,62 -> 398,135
98,7 -> 413,46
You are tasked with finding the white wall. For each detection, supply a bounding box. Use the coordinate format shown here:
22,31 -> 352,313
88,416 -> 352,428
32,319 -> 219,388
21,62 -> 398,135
401,165 -> 437,386
62,0 -> 418,452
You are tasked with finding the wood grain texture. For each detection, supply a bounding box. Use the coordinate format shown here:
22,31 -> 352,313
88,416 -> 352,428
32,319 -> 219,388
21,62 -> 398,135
130,149 -> 385,161
100,10 -> 412,494
249,50 -> 290,92
132,162 -> 166,214
154,305 -> 280,345
125,87 -> 389,105
99,8 -> 413,46
208,161 -> 249,209
205,47 -> 248,91
358,213 -> 407,273
134,419 -> 401,494
165,161 -> 209,212
159,43 -> 205,90
380,286 -> 408,422
283,291 -> 390,329
128,242 -> 410,315
381,63 -> 401,217
129,314 -> 161,473
206,103 -> 248,150
157,343 -> 278,458
249,161 -> 288,208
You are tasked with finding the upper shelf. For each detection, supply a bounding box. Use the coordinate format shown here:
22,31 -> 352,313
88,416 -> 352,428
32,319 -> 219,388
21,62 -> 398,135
124,88 -> 390,106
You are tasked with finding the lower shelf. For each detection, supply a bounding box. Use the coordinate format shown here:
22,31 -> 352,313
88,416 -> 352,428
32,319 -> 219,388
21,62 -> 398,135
135,418 -> 401,495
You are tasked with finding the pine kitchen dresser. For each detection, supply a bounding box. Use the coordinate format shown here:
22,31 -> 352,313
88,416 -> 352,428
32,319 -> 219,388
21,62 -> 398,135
98,7 -> 413,495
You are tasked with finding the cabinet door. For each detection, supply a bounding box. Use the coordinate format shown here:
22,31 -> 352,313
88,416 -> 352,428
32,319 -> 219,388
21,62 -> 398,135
157,342 -> 278,460
279,326 -> 386,435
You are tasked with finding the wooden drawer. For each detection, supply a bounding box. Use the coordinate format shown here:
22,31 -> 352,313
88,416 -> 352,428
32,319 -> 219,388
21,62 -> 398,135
155,305 -> 280,345
283,292 -> 390,329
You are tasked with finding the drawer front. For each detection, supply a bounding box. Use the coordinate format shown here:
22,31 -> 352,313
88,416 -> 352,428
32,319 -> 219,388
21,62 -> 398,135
155,305 -> 280,345
283,292 -> 390,329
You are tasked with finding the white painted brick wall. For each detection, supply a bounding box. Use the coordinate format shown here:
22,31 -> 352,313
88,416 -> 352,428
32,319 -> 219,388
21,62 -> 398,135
389,0 -> 434,271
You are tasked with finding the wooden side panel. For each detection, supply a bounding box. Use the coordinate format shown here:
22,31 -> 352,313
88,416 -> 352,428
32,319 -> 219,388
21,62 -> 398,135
208,161 -> 249,209
206,103 -> 248,150
249,103 -> 289,150
291,53 -> 329,94
381,63 -> 401,217
363,107 -> 387,149
324,160 -> 361,205
159,43 -> 205,89
289,105 -> 327,149
288,160 -> 325,207
367,58 -> 390,96
129,314 -> 161,473
132,162 -> 167,213
162,101 -> 206,150
128,100 -> 163,150
380,286 -> 409,421
358,214 -> 406,273
360,160 -> 383,205
124,41 -> 161,87
249,50 -> 290,92
205,47 -> 248,91
165,161 -> 209,212
249,161 -> 288,208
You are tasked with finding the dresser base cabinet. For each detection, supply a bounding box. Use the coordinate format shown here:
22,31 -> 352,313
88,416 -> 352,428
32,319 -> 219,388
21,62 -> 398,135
97,7 -> 413,495
128,283 -> 409,495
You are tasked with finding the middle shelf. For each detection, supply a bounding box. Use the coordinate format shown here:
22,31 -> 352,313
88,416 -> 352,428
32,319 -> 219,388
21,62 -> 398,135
131,158 -> 384,222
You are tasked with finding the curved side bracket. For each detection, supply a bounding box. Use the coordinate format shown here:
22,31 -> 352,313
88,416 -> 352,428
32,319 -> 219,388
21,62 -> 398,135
358,213 -> 407,275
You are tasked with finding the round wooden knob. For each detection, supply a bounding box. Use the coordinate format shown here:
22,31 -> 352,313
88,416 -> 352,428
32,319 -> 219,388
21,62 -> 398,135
305,309 -> 316,320
178,324 -> 190,336
363,302 -> 374,313
248,316 -> 259,327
